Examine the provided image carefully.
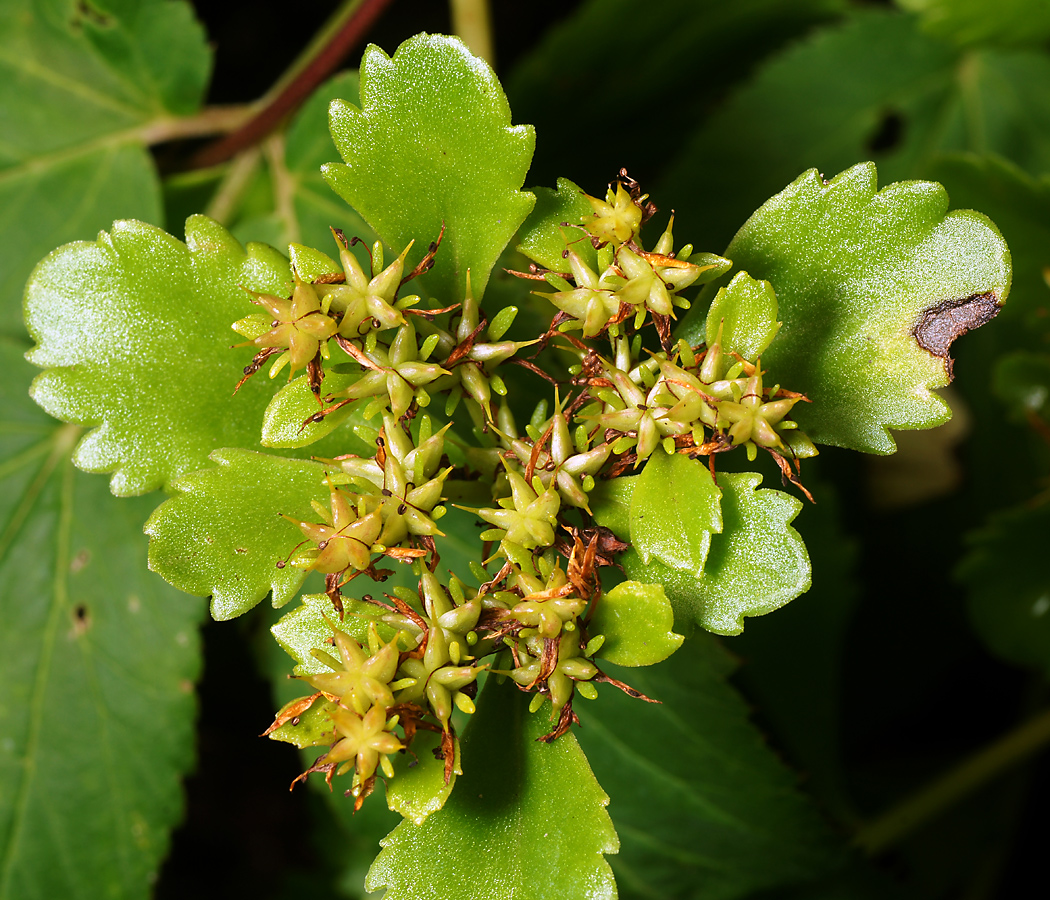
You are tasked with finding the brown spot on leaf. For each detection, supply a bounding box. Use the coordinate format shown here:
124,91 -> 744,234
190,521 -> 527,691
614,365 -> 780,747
70,549 -> 91,573
914,292 -> 1000,378
71,604 -> 91,637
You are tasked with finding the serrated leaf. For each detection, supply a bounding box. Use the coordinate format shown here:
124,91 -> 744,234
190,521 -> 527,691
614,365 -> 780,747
323,34 -> 536,303
591,581 -> 683,667
662,9 -> 1050,253
516,177 -> 597,272
959,502 -> 1050,676
629,450 -> 722,573
145,449 -> 334,620
0,340 -> 204,900
367,677 -> 618,900
898,0 -> 1050,47
24,216 -> 296,495
269,695 -> 338,748
575,634 -> 845,900
683,162 -> 1011,454
595,472 -> 810,635
706,271 -> 781,361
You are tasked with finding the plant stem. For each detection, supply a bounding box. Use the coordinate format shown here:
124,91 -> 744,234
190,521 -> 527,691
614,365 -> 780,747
855,705 -> 1050,855
449,0 -> 495,66
264,134 -> 301,246
190,0 -> 395,169
203,147 -> 263,224
138,105 -> 253,145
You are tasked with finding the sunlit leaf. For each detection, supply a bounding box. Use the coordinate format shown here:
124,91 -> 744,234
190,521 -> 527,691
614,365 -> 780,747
366,678 -> 618,900
145,450 -> 332,620
629,450 -> 721,573
594,471 -> 810,635
324,34 -> 536,303
591,581 -> 683,667
682,162 -> 1011,453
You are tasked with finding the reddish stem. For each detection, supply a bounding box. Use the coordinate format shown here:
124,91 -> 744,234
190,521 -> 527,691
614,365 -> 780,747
190,0 -> 395,169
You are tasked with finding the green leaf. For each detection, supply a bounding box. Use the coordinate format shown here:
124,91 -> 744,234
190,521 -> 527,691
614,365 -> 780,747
898,0 -> 1050,47
594,472 -> 810,635
384,729 -> 461,827
683,162 -> 1011,454
926,154 -> 1050,333
24,216 -> 297,495
366,677 -> 618,900
629,450 -> 722,573
0,340 -> 204,899
661,9 -> 1050,253
0,0 -> 210,337
260,372 -> 372,451
145,449 -> 333,620
591,581 -> 683,667
323,34 -> 536,303
575,634 -> 845,900
516,177 -> 597,273
959,502 -> 1050,676
706,271 -> 781,361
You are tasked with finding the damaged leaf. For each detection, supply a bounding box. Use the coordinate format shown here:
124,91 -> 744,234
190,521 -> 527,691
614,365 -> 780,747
683,162 -> 1011,453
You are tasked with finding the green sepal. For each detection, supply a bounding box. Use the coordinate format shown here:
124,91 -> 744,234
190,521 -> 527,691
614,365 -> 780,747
145,449 -> 331,621
706,271 -> 781,361
591,581 -> 684,667
629,450 -> 722,573
323,34 -> 536,303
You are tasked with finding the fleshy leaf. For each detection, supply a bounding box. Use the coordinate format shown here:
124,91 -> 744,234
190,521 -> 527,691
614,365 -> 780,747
24,216 -> 295,495
268,695 -> 338,748
629,450 -> 722,572
323,34 -> 536,303
682,162 -> 1011,453
706,271 -> 781,361
145,449 -> 333,620
366,678 -> 618,900
959,502 -> 1050,676
0,340 -> 204,899
591,581 -> 684,667
575,634 -> 845,899
516,177 -> 597,272
594,472 -> 810,635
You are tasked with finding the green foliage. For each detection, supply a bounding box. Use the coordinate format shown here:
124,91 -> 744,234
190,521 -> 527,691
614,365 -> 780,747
594,471 -> 810,635
324,34 -> 535,302
576,635 -> 845,900
682,162 -> 1010,453
366,679 -> 618,900
7,3 -> 1046,899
